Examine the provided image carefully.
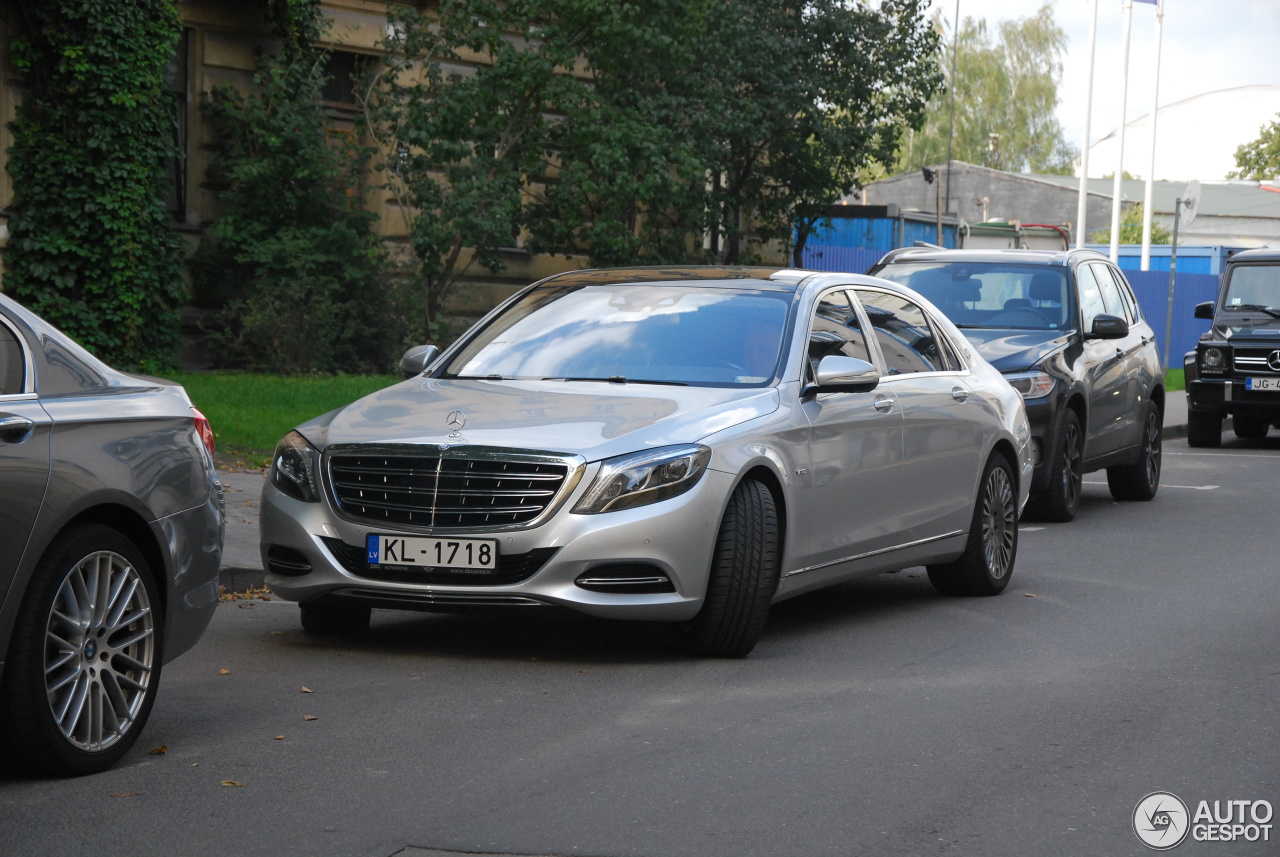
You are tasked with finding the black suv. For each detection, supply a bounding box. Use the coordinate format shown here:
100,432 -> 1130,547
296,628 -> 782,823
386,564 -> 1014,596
870,248 -> 1164,522
1185,247 -> 1280,446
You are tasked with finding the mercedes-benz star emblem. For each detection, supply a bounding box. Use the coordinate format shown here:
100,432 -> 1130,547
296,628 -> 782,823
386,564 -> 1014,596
446,410 -> 466,437
1268,349 -> 1280,372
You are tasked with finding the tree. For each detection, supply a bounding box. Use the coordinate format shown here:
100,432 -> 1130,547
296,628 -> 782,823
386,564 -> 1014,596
1088,204 -> 1172,245
1228,112 -> 1280,180
195,0 -> 395,374
4,0 -> 186,371
897,3 -> 1076,175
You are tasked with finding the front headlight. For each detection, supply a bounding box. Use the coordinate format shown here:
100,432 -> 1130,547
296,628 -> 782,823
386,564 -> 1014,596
1004,370 -> 1056,400
271,431 -> 322,502
573,444 -> 711,514
1200,347 -> 1226,373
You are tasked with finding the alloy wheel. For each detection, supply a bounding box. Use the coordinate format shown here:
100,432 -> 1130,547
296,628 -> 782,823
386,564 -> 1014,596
981,466 -> 1017,581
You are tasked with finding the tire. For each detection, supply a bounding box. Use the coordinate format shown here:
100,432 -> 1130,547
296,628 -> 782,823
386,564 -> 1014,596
1024,409 -> 1083,523
927,454 -> 1017,597
0,524 -> 163,776
683,479 -> 780,658
299,596 -> 371,634
1186,410 -> 1222,448
1107,399 -> 1163,501
1233,414 -> 1270,439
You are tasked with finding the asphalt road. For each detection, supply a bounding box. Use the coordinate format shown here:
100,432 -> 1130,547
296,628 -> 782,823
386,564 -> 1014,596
2,433 -> 1278,857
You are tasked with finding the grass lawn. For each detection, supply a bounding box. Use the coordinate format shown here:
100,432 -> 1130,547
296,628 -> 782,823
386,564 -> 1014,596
1165,368 -> 1185,392
172,372 -> 399,468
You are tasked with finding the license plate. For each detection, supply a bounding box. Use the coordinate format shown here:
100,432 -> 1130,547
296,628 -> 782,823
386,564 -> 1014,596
366,535 -> 498,571
1246,377 -> 1280,391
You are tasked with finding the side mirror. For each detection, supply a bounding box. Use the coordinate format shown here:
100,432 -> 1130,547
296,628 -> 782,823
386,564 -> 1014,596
1088,314 -> 1129,340
399,344 -> 439,379
1194,301 -> 1215,319
808,355 -> 880,394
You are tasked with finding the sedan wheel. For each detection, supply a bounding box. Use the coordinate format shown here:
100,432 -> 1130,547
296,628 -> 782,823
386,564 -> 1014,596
928,454 -> 1017,597
1107,400 -> 1162,501
0,524 -> 162,775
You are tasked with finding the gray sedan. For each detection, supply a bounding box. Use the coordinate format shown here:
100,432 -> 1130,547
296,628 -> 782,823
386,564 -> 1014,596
261,267 -> 1031,656
0,294 -> 224,775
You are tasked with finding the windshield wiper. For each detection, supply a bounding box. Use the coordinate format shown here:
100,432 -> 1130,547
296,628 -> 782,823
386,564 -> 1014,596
543,376 -> 688,386
1226,303 -> 1280,319
451,374 -> 511,380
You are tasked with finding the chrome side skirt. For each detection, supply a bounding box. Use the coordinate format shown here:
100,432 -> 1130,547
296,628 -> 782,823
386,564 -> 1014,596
782,530 -> 965,579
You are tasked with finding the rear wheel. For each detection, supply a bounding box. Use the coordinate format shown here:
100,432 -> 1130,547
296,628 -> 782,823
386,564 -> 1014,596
300,597 -> 371,634
1025,409 -> 1082,523
1107,399 -> 1162,501
684,479 -> 779,657
1186,410 -> 1222,448
0,524 -> 162,776
927,454 -> 1017,597
1233,414 -> 1270,439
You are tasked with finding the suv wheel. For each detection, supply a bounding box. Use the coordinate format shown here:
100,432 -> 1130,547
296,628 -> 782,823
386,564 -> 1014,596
1107,399 -> 1162,501
1233,414 -> 1270,439
1187,410 -> 1222,448
1025,410 -> 1082,523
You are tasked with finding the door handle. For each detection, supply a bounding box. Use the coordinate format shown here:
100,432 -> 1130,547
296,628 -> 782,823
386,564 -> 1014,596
873,394 -> 894,414
0,413 -> 35,444
951,386 -> 969,403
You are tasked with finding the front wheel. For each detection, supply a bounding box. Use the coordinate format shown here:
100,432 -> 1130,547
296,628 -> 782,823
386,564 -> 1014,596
1024,409 -> 1082,523
683,479 -> 780,657
1233,414 -> 1270,439
1107,399 -> 1162,501
927,454 -> 1018,597
0,524 -> 163,776
1186,410 -> 1222,448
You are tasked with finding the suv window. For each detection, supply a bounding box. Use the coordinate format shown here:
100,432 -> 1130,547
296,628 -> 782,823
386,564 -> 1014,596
1223,264 -> 1280,310
1075,264 -> 1109,331
855,288 -> 955,375
1087,262 -> 1127,322
871,262 -> 1069,330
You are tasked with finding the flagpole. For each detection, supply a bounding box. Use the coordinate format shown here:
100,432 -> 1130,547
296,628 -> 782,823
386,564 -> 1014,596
1076,0 -> 1099,249
1110,0 -> 1134,264
1140,0 -> 1164,271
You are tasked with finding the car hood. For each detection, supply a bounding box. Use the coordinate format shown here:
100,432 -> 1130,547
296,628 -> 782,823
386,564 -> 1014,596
300,378 -> 781,461
960,328 -> 1072,373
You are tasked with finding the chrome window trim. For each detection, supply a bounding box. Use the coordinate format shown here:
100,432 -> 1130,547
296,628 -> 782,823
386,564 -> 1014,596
322,443 -> 587,535
850,285 -> 968,377
782,529 -> 966,579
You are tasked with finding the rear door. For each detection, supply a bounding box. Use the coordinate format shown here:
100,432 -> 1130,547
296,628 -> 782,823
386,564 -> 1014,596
0,314 -> 52,592
1076,262 -> 1133,458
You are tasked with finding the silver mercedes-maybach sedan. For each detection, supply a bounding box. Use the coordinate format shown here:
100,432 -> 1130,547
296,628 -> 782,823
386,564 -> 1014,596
261,267 -> 1031,656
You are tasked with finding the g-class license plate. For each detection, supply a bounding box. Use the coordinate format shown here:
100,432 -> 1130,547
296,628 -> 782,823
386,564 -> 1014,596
1246,377 -> 1280,391
367,535 -> 498,570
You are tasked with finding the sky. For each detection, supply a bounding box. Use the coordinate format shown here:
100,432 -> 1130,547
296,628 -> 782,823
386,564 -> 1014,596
926,0 -> 1280,177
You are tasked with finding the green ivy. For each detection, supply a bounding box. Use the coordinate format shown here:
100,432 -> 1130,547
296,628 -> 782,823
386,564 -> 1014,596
4,1 -> 186,373
194,0 -> 407,374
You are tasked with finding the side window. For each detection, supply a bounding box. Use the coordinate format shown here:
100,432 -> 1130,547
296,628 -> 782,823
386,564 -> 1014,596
0,322 -> 25,395
1075,264 -> 1109,332
854,289 -> 950,374
1101,265 -> 1142,322
807,289 -> 872,379
1089,263 -> 1126,321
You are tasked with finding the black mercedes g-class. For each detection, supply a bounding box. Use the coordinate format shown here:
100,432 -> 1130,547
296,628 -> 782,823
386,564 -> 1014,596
1185,248 -> 1280,446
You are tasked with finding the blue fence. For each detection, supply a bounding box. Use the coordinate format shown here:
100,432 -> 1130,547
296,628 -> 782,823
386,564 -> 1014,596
796,246 -> 1219,368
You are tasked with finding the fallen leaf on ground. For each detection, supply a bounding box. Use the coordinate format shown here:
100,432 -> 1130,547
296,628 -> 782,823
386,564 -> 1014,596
190,763 -> 200,767
1024,593 -> 1037,598
300,686 -> 314,693
110,792 -> 142,798
220,780 -> 244,787
275,735 -> 286,741
303,714 -> 318,721
218,668 -> 232,675
148,745 -> 167,755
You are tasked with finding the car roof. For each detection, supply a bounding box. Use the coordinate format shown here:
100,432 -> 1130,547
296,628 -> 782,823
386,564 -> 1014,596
536,265 -> 804,292
875,247 -> 1109,268
1225,248 -> 1280,264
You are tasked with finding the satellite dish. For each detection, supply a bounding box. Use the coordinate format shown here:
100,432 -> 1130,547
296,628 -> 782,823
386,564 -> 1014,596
1182,180 -> 1200,227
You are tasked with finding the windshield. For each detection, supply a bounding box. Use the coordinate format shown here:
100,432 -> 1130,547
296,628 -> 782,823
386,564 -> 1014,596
443,282 -> 793,386
1222,264 -> 1280,312
874,262 -> 1072,331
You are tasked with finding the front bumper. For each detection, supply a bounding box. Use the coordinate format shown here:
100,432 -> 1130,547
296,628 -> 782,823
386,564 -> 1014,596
260,466 -> 736,622
1187,377 -> 1280,420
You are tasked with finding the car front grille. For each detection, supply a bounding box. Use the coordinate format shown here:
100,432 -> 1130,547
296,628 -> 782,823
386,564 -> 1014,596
1233,348 -> 1280,374
326,448 -> 578,530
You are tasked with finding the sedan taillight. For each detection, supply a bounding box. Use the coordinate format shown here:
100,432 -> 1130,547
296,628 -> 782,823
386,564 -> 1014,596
192,407 -> 216,456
